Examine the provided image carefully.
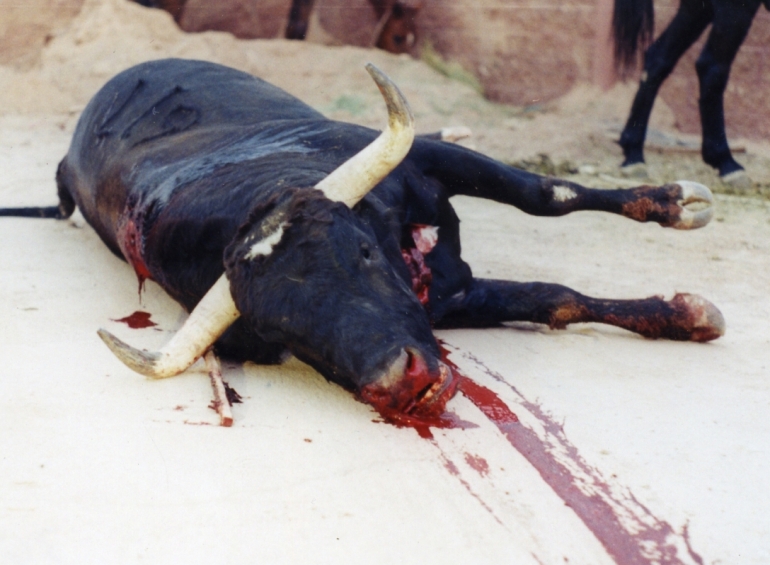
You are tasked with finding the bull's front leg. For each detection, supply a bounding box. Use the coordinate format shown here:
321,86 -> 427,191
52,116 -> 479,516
434,279 -> 725,343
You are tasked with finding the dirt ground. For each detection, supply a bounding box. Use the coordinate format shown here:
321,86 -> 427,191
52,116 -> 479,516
1,1 -> 769,564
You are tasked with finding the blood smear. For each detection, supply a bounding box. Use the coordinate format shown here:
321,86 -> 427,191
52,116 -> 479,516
111,311 -> 157,329
443,343 -> 703,565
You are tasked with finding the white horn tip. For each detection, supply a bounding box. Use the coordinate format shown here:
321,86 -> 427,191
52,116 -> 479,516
97,328 -> 166,379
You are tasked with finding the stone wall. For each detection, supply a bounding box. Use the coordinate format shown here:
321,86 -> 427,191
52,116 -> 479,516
2,0 -> 768,141
0,0 -> 85,68
415,0 -> 596,106
179,0 -> 290,39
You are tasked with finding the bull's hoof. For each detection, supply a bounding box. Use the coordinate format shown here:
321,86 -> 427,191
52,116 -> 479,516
669,293 -> 726,342
671,180 -> 714,230
720,169 -> 753,193
620,162 -> 649,180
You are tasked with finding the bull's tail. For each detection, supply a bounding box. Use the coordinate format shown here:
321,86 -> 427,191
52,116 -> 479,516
612,0 -> 655,74
0,160 -> 76,220
0,206 -> 64,218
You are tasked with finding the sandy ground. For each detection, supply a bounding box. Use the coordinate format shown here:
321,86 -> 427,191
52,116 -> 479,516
1,1 -> 769,564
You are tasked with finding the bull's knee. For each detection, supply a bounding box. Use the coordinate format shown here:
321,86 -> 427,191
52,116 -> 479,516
526,283 -> 590,329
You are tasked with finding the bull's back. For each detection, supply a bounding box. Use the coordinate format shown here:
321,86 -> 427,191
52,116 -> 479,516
59,59 -> 324,250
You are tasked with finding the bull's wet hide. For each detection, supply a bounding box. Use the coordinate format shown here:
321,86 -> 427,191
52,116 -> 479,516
17,58 -> 722,430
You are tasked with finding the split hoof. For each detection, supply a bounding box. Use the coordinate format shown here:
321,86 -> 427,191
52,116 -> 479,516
671,180 -> 714,230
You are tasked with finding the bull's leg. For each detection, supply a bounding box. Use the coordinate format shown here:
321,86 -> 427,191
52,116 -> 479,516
434,279 -> 724,342
695,0 -> 761,182
412,139 -> 713,229
618,0 -> 712,172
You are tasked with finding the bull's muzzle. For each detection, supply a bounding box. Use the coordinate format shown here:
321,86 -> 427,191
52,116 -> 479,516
359,347 -> 458,421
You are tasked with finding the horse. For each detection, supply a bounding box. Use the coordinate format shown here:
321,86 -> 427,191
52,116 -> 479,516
613,0 -> 767,188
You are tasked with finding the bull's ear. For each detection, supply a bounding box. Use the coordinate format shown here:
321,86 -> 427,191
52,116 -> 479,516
315,64 -> 415,207
97,274 -> 240,378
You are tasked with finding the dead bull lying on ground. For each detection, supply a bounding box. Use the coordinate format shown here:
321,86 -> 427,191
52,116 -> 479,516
0,59 -> 725,426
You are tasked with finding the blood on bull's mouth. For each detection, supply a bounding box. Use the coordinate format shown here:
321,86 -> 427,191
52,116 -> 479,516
405,358 -> 455,415
359,349 -> 459,428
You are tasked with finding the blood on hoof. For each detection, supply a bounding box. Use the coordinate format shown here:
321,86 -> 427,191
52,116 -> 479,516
621,181 -> 713,229
543,290 -> 725,342
659,293 -> 726,342
601,293 -> 725,342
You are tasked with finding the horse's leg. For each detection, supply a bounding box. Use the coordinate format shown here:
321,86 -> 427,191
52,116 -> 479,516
619,0 -> 712,172
695,0 -> 761,182
434,279 -> 725,342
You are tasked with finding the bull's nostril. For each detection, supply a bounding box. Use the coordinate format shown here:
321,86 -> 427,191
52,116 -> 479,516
406,350 -> 417,373
404,348 -> 429,380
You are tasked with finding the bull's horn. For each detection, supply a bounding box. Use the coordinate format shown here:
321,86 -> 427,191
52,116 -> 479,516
98,274 -> 240,378
315,63 -> 415,207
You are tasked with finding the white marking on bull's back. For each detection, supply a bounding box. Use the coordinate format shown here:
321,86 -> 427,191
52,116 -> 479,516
413,225 -> 439,255
552,185 -> 577,202
245,222 -> 288,260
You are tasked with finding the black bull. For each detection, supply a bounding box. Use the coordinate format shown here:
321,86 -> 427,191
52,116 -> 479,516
2,59 -> 725,423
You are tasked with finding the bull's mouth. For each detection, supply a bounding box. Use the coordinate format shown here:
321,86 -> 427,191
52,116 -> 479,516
359,348 -> 459,427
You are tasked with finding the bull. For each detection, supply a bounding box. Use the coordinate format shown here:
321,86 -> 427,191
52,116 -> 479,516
1,59 -> 724,424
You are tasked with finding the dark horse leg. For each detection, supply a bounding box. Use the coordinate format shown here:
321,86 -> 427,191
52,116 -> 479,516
619,0 -> 712,171
696,0 -> 761,179
285,0 -> 316,40
435,280 -> 725,342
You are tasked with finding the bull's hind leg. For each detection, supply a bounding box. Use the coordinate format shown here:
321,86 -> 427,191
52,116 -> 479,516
434,279 -> 724,342
618,0 -> 712,173
413,138 -> 714,229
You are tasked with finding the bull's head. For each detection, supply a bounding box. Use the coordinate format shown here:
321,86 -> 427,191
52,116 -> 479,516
98,64 -> 457,423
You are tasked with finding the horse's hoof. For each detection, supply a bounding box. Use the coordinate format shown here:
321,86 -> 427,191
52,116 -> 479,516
720,169 -> 753,193
620,162 -> 649,180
